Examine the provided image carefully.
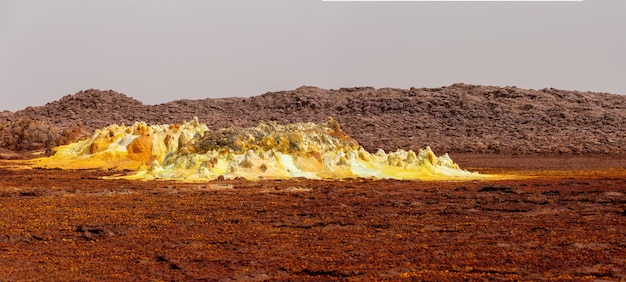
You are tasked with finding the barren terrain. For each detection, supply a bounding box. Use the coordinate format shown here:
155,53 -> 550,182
1,155 -> 626,281
1,85 -> 626,280
2,84 -> 625,156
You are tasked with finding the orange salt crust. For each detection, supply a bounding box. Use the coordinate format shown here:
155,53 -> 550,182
1,155 -> 625,280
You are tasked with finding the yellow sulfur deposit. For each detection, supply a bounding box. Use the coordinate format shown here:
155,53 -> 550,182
34,117 -> 488,181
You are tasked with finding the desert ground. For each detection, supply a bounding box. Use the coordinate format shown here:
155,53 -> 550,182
1,153 -> 625,281
1,85 -> 626,280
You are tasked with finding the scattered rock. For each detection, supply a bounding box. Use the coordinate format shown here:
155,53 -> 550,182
479,186 -> 516,193
3,84 -> 626,155
75,224 -> 123,241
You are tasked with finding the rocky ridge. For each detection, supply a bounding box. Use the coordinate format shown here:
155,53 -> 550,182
1,84 -> 625,157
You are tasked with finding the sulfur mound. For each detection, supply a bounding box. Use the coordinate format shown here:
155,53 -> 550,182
34,117 -> 483,181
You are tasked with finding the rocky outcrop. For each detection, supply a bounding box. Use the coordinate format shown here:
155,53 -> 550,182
3,84 -> 626,156
0,118 -> 59,152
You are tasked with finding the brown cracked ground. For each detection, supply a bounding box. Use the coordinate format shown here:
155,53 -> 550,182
1,154 -> 625,281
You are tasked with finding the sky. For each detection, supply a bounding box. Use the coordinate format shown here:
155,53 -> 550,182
1,0 -> 625,111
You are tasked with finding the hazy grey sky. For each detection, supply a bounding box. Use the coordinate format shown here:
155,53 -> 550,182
1,0 -> 625,111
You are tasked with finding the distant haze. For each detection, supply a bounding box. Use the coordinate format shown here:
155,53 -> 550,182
1,0 -> 625,111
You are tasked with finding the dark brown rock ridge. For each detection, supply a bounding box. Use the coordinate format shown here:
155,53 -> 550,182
2,84 -> 625,156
